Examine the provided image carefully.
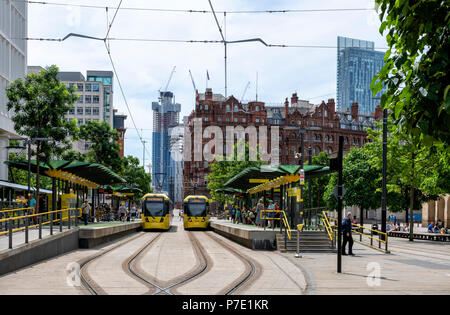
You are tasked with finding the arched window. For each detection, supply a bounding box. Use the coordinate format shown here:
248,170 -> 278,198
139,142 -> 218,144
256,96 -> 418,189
234,105 -> 238,112
255,105 -> 259,111
324,111 -> 328,118
226,105 -> 230,112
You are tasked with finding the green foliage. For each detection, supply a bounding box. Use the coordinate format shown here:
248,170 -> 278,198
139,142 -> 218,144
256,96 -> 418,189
304,152 -> 331,209
79,120 -> 121,172
371,0 -> 450,146
6,65 -> 78,203
118,155 -> 152,197
207,141 -> 266,203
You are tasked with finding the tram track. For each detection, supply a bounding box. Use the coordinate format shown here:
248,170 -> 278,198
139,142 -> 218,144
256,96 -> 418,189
388,243 -> 450,262
79,232 -> 148,295
203,231 -> 261,295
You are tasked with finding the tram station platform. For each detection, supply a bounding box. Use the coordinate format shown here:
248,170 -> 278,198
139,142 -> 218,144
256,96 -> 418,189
0,220 -> 142,276
209,219 -> 278,250
79,220 -> 142,248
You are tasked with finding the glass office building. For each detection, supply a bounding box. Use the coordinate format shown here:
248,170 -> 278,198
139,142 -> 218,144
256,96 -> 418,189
337,36 -> 386,114
151,91 -> 181,198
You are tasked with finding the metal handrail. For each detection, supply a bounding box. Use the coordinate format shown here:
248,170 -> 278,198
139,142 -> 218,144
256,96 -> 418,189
327,215 -> 389,252
258,209 -> 292,240
321,211 -> 334,241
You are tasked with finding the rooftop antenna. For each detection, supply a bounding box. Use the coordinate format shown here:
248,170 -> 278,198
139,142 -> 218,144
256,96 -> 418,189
240,81 -> 251,103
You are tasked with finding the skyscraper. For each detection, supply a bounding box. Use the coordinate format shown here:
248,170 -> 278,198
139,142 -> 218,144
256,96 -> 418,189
151,91 -> 181,196
337,36 -> 386,114
0,0 -> 27,180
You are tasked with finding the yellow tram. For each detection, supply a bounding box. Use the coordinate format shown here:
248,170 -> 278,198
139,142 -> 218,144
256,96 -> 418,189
183,195 -> 210,229
141,193 -> 172,231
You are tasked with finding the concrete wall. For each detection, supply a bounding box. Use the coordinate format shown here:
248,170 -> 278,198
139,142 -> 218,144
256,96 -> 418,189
422,195 -> 450,227
0,228 -> 79,276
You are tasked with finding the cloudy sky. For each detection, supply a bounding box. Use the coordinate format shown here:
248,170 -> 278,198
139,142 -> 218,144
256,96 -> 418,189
27,0 -> 386,171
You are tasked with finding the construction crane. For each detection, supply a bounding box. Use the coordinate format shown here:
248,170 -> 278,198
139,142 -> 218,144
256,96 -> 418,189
189,70 -> 197,92
161,66 -> 176,92
240,81 -> 251,103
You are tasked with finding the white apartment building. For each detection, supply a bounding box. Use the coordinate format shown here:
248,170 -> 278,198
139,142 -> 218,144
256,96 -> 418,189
0,0 -> 27,180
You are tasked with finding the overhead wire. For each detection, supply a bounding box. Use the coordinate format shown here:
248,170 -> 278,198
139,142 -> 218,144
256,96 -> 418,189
10,0 -> 376,14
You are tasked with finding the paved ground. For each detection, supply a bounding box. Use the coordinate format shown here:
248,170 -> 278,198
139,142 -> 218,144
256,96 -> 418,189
0,216 -> 449,295
0,226 -> 71,251
285,237 -> 450,295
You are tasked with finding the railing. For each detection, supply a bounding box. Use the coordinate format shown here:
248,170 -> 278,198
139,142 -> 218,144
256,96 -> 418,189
320,211 -> 334,242
260,209 -> 292,243
326,214 -> 389,253
0,207 -> 34,231
0,208 -> 81,249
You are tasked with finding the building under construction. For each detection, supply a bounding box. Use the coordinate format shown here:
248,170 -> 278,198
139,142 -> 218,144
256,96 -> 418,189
151,91 -> 181,199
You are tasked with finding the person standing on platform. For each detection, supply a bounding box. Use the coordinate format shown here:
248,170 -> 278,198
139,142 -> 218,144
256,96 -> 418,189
255,198 -> 264,228
81,200 -> 91,226
342,212 -> 354,256
267,200 -> 275,228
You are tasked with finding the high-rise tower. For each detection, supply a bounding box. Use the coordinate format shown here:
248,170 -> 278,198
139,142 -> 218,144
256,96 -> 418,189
151,91 -> 181,197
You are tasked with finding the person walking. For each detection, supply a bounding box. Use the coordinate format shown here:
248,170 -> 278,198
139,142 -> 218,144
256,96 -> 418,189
342,212 -> 354,256
118,203 -> 127,222
81,200 -> 91,226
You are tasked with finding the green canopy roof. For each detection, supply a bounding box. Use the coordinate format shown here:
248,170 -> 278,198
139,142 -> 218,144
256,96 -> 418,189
223,164 -> 331,192
5,160 -> 125,186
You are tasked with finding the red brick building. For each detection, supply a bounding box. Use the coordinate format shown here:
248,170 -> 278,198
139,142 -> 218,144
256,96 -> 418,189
183,88 -> 382,198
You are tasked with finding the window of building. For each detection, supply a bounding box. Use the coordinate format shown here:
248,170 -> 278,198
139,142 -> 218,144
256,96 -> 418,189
324,111 -> 328,118
255,105 -> 259,111
234,105 -> 238,112
93,95 -> 100,103
93,107 -> 99,115
85,95 -> 91,103
204,117 -> 208,122
234,117 -> 238,123
69,83 -> 75,89
255,118 -> 260,123
77,118 -> 83,125
85,107 -> 91,115
205,105 -> 208,110
77,95 -> 83,103
226,117 -> 230,122
68,108 -> 75,115
199,105 -> 203,110
218,117 -> 222,122
77,107 -> 83,115
242,118 -> 246,123
85,84 -> 91,92
226,105 -> 230,112
92,84 -> 100,92
311,121 -> 315,126
77,83 -> 83,92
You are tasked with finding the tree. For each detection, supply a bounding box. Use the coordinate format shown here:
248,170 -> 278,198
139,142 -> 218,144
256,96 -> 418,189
6,65 -> 78,211
371,0 -> 450,147
79,120 -> 121,172
119,155 -> 152,197
207,141 -> 265,204
324,146 -> 380,225
304,152 -> 331,209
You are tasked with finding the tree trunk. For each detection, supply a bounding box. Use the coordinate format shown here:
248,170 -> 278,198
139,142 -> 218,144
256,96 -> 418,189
360,206 -> 364,227
409,152 -> 415,241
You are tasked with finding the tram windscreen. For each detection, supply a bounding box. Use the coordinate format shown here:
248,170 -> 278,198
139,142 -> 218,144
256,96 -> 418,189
143,197 -> 167,217
186,199 -> 207,217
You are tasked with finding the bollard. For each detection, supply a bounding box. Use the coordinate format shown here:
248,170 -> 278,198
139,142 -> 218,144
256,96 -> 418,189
50,212 -> 53,235
295,229 -> 302,258
8,219 -> 13,249
371,230 -> 373,246
25,216 -> 29,244
39,216 -> 42,239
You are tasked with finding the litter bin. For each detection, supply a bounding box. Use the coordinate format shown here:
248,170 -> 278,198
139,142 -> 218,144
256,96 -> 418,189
372,224 -> 379,235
